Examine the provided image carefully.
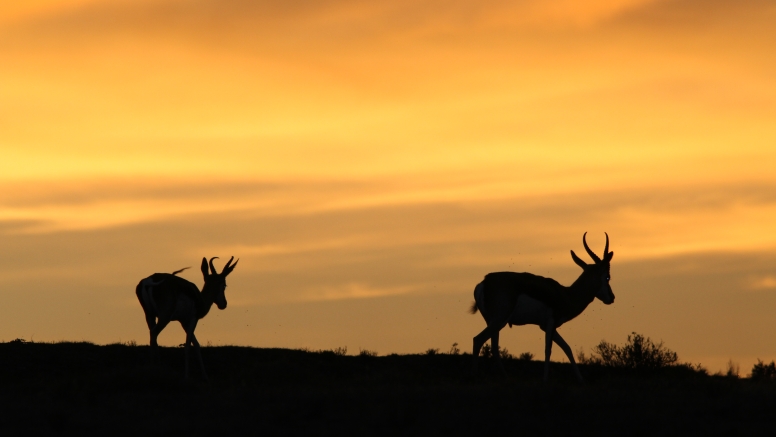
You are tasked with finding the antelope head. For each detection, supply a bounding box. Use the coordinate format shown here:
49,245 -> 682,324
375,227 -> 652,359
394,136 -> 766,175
570,232 -> 615,304
201,256 -> 239,310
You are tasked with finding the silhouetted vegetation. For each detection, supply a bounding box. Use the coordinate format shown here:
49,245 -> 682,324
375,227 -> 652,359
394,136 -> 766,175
477,346 -> 532,362
2,340 -> 776,435
479,344 -> 519,360
358,348 -> 378,357
517,352 -> 534,361
331,346 -> 348,356
580,332 -> 679,370
725,360 -> 740,377
751,360 -> 776,381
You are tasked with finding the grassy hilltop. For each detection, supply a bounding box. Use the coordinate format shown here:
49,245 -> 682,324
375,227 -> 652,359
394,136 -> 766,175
1,340 -> 775,436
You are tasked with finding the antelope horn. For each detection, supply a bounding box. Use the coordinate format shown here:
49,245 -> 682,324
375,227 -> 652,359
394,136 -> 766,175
604,232 -> 610,256
209,257 -> 220,275
224,256 -> 235,270
583,232 -> 602,263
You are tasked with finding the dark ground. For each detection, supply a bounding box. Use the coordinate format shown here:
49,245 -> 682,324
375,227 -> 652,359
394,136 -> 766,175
1,341 -> 775,436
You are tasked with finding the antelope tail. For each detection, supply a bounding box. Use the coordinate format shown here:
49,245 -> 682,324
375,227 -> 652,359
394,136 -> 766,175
471,281 -> 486,317
172,267 -> 191,276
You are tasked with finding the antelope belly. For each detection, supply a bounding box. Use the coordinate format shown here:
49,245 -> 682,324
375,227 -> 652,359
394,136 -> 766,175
508,294 -> 552,326
170,294 -> 196,321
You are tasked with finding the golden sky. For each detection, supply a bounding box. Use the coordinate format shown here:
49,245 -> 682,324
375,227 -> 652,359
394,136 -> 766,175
1,0 -> 775,372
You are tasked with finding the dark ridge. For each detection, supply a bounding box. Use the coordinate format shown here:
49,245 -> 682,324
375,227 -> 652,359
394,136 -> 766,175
0,341 -> 774,435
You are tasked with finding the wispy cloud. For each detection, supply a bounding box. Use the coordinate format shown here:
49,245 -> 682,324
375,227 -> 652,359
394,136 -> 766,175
3,178 -> 776,262
2,0 -> 774,189
749,276 -> 776,290
299,282 -> 418,302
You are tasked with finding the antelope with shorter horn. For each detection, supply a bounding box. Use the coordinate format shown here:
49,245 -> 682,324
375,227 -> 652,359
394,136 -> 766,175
470,233 -> 614,383
136,256 -> 238,379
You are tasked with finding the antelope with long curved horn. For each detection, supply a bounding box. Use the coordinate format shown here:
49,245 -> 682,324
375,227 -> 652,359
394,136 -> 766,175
470,233 -> 614,383
136,256 -> 239,379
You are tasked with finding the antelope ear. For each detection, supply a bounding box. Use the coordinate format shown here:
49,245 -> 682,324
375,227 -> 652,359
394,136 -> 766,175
605,251 -> 614,262
570,250 -> 587,268
200,257 -> 209,277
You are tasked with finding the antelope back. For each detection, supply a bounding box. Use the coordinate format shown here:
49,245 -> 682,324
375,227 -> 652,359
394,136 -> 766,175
136,273 -> 200,317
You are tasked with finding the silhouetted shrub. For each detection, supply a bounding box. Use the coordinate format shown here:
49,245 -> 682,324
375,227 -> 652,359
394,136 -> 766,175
586,332 -> 678,370
359,348 -> 378,357
479,344 -> 514,360
425,348 -> 439,356
720,359 -> 739,378
479,344 -> 492,358
518,352 -> 534,361
751,360 -> 776,381
448,343 -> 460,355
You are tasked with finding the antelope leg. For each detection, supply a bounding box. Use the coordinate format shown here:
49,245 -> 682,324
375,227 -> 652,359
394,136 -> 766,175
182,320 -> 197,380
543,317 -> 555,383
144,314 -> 156,332
491,328 -> 507,376
472,327 -> 490,374
149,319 -> 170,362
552,331 -> 584,384
190,330 -> 208,381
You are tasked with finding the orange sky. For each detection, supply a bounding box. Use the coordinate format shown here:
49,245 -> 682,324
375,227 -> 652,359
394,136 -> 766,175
1,0 -> 775,373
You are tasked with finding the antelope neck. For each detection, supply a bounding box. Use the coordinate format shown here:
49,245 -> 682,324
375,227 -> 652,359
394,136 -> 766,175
558,274 -> 598,321
196,285 -> 218,319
